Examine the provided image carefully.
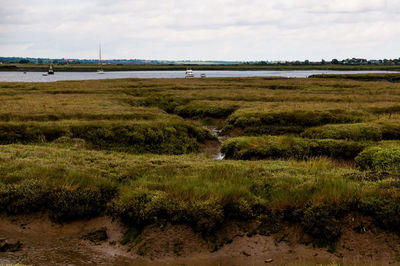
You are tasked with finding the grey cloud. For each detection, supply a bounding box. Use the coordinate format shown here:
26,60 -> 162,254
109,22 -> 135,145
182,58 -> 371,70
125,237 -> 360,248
0,0 -> 399,60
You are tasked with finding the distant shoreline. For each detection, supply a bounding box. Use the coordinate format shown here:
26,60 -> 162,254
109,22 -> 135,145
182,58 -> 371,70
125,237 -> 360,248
2,63 -> 400,72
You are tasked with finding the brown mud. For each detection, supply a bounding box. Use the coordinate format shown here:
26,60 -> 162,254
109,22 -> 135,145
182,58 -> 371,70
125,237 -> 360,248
1,214 -> 400,265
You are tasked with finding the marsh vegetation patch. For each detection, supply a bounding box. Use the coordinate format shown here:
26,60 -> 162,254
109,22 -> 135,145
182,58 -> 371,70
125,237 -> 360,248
1,76 -> 400,264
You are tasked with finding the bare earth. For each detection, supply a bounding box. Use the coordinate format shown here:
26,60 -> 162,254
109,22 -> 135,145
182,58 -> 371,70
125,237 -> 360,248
0,214 -> 399,265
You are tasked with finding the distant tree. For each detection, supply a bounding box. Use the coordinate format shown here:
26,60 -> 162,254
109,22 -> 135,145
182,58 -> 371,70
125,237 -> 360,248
37,58 -> 43,64
331,59 -> 339,64
19,59 -> 30,64
321,59 -> 326,65
304,60 -> 310,65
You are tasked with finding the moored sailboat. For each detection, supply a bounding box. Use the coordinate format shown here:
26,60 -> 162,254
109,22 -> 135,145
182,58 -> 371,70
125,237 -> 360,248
97,43 -> 104,74
48,64 -> 54,75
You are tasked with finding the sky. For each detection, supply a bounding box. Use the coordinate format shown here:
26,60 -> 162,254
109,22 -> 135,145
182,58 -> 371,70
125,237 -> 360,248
0,0 -> 399,61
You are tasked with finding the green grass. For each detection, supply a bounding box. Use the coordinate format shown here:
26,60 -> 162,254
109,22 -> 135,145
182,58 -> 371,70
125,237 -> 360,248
0,120 -> 212,154
221,135 -> 369,160
175,100 -> 241,119
223,108 -> 366,136
355,145 -> 400,173
302,121 -> 400,141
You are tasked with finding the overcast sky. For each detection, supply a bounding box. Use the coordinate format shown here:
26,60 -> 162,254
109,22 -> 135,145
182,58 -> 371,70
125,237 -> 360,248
1,0 -> 399,61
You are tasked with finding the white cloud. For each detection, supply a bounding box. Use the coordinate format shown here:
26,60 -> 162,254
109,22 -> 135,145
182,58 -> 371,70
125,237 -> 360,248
0,0 -> 399,60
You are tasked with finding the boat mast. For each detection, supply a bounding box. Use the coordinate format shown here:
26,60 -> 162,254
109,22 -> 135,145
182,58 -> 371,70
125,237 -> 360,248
98,43 -> 103,71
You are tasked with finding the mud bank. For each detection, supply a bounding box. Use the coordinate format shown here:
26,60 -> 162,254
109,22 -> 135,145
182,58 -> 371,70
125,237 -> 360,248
1,214 -> 400,265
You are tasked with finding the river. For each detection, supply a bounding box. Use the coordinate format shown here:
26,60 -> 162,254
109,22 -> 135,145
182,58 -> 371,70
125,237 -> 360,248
0,70 -> 398,82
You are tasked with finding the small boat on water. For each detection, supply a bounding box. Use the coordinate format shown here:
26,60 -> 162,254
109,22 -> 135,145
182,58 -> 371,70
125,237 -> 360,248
97,43 -> 104,74
185,68 -> 194,78
201,73 -> 206,78
48,64 -> 54,75
42,73 -> 48,76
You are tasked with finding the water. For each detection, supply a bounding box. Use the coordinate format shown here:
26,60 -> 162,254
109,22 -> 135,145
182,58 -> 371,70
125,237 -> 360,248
210,128 -> 226,160
0,70 -> 398,82
213,152 -> 225,160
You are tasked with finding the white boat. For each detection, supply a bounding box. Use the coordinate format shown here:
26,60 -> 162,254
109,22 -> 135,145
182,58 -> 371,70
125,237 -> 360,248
185,68 -> 194,78
48,64 -> 54,75
97,43 -> 104,74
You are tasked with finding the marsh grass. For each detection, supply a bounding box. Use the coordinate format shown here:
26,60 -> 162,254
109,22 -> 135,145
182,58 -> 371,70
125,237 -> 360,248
0,120 -> 213,154
221,135 -> 369,160
302,121 -> 400,141
355,145 -> 400,173
0,144 -> 397,239
1,76 -> 400,243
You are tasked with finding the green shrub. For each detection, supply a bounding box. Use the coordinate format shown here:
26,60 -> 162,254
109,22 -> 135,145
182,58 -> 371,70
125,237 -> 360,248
355,146 -> 400,173
222,136 -> 368,160
302,122 -> 400,141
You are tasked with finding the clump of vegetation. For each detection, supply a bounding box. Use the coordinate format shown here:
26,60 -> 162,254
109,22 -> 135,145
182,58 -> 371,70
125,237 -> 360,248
368,105 -> 400,117
360,195 -> 400,234
301,204 -> 348,244
110,190 -> 226,234
175,100 -> 240,119
302,122 -> 400,141
221,135 -> 368,160
223,109 -> 365,136
355,145 -> 400,173
344,171 -> 400,182
134,95 -> 192,113
0,120 -> 213,154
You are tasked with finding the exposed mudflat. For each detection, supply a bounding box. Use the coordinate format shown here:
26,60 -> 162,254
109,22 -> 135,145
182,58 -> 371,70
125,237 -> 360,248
0,214 -> 400,265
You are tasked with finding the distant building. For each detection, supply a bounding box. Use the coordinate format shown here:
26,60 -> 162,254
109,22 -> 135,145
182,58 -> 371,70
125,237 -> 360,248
351,58 -> 367,64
